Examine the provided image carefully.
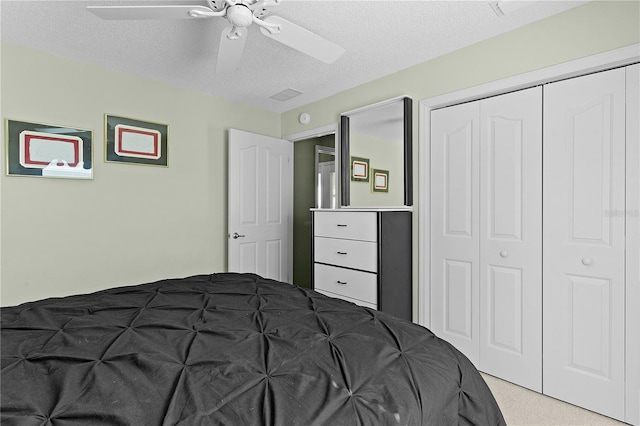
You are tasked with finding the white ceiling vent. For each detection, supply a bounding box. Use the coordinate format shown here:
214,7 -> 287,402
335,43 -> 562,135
270,88 -> 303,101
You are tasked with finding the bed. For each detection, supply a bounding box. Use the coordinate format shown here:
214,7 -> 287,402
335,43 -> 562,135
1,273 -> 504,425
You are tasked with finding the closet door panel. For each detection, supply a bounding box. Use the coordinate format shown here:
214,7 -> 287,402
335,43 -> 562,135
626,62 -> 640,426
430,102 -> 480,366
543,68 -> 626,420
479,87 -> 542,392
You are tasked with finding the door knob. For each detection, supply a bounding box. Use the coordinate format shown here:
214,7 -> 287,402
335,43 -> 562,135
231,232 -> 246,239
582,258 -> 593,266
500,250 -> 508,258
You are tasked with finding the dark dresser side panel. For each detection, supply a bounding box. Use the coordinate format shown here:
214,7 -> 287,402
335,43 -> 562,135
379,211 -> 412,321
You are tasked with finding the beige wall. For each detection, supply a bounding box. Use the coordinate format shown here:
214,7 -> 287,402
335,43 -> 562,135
0,42 -> 280,306
281,0 -> 640,318
2,1 -> 639,308
282,1 -> 640,136
349,131 -> 404,207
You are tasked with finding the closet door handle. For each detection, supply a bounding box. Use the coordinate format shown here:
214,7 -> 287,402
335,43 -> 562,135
499,250 -> 509,258
582,258 -> 593,266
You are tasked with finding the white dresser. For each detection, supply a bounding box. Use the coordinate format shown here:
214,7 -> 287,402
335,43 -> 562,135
311,208 -> 412,321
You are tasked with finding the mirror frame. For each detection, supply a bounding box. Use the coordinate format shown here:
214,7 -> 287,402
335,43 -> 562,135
340,96 -> 413,207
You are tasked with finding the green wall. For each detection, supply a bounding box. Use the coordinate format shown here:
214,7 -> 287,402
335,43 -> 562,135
0,42 -> 280,306
349,131 -> 404,207
293,135 -> 334,288
282,0 -> 640,317
2,0 -> 638,312
283,1 -> 640,136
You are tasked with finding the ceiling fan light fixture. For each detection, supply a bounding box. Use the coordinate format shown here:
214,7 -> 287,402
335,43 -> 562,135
226,4 -> 253,27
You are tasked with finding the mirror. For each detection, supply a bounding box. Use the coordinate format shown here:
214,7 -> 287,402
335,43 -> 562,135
340,96 -> 412,207
315,145 -> 337,209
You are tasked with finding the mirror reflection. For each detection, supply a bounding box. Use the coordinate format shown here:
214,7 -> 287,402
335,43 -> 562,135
341,97 -> 412,207
315,146 -> 336,209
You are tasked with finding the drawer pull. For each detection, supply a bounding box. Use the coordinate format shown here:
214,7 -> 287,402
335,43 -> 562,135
336,224 -> 348,227
336,280 -> 348,285
336,251 -> 348,255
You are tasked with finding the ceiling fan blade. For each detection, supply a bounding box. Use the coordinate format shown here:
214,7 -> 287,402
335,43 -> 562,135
216,27 -> 248,74
259,16 -> 345,64
87,5 -> 215,20
248,0 -> 281,11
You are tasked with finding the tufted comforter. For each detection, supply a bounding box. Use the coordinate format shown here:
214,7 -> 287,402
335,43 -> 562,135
1,273 -> 504,425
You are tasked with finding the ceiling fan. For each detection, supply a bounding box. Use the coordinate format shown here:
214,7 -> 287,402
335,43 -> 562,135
87,0 -> 346,74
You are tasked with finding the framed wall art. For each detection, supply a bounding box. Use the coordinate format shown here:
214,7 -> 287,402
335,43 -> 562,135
5,119 -> 93,179
350,156 -> 369,182
372,169 -> 389,192
105,114 -> 168,167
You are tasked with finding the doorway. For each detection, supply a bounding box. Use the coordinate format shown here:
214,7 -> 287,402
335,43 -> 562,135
292,134 -> 335,288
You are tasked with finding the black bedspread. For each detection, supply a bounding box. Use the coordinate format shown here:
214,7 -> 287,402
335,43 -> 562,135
1,273 -> 504,425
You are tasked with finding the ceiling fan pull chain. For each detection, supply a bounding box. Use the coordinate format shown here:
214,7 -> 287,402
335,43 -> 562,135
227,26 -> 243,40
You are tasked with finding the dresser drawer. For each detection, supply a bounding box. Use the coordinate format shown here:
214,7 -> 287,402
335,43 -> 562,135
314,263 -> 377,305
313,211 -> 377,242
314,237 -> 378,272
315,289 -> 377,310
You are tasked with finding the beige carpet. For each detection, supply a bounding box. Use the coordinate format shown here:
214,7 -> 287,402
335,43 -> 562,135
481,373 -> 627,425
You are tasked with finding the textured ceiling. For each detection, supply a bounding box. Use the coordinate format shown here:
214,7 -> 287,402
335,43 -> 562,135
1,0 -> 587,113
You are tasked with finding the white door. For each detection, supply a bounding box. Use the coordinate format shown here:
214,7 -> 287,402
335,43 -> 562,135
626,63 -> 640,426
479,87 -> 542,392
431,88 -> 543,385
543,68 -> 626,420
228,128 -> 293,283
430,101 -> 480,366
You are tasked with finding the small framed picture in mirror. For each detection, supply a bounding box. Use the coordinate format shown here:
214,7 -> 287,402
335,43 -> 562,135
350,156 -> 369,182
372,169 -> 389,192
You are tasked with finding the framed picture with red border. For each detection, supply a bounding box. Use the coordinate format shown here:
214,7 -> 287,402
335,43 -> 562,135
5,119 -> 93,179
372,169 -> 389,193
350,156 -> 369,182
105,114 -> 168,167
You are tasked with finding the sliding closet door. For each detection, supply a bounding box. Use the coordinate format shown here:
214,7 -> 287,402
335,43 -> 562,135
430,102 -> 480,366
479,87 -> 542,392
626,63 -> 640,426
543,68 -> 626,420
